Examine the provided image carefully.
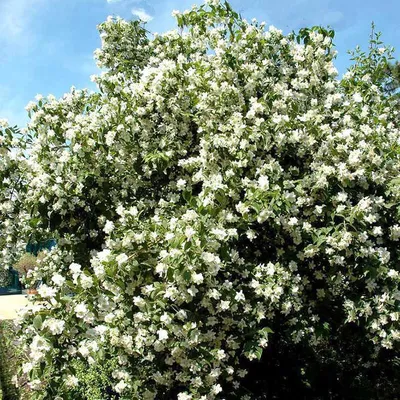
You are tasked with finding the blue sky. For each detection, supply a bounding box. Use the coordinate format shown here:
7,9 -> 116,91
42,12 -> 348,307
1,0 -> 399,127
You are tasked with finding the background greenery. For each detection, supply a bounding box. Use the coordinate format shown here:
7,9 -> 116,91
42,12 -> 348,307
0,321 -> 23,400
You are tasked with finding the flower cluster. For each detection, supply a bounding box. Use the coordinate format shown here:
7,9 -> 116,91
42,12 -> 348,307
2,1 -> 400,399
0,121 -> 29,270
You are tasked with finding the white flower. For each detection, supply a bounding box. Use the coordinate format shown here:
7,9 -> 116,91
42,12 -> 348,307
257,175 -> 269,190
51,273 -> 65,286
388,269 -> 398,278
192,272 -> 204,284
38,284 -> 57,299
22,362 -> 34,373
390,225 -> 400,241
80,274 -> 94,289
74,303 -> 88,318
165,232 -> 175,240
97,249 -> 112,262
28,379 -> 42,390
69,263 -> 82,274
177,393 -> 192,400
236,202 -> 249,215
105,131 -> 115,146
211,228 -> 227,240
116,204 -> 125,216
372,226 -> 383,236
337,192 -> 348,202
104,313 -> 115,323
25,101 -> 36,111
115,380 -> 128,393
160,313 -> 172,324
116,253 -> 128,265
235,290 -> 245,302
155,263 -> 167,275
133,296 -> 146,307
212,384 -> 223,394
185,226 -> 196,239
44,318 -> 65,335
288,217 -> 298,226
220,300 -> 230,310
246,229 -> 257,240
65,375 -> 79,388
157,329 -> 168,341
266,262 -> 275,275
352,93 -> 363,103
176,179 -> 186,190
103,220 -> 115,234
78,343 -> 90,357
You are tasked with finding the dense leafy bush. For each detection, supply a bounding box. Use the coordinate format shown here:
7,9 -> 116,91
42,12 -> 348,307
1,1 -> 399,399
69,358 -> 120,400
14,254 -> 39,277
14,252 -> 46,291
0,321 -> 25,400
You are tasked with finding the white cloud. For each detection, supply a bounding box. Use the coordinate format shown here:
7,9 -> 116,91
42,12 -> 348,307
131,8 -> 153,22
107,0 -> 123,3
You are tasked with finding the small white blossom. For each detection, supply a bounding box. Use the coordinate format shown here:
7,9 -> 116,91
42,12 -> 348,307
157,329 -> 169,341
103,220 -> 115,234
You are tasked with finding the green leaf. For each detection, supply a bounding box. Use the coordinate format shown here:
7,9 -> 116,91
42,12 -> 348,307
182,270 -> 191,282
254,346 -> 263,360
33,315 -> 43,330
259,327 -> 273,337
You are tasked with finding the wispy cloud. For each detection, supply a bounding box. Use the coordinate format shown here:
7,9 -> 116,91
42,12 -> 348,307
131,8 -> 153,22
0,0 -> 46,54
107,0 -> 123,3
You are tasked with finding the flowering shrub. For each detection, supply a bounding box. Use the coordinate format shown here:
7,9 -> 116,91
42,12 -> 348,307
0,122 -> 28,269
1,1 -> 400,398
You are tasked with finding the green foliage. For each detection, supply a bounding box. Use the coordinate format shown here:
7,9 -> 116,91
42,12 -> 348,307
69,358 -> 120,400
346,23 -> 395,89
384,61 -> 400,96
347,23 -> 400,110
13,254 -> 38,277
0,269 -> 12,288
0,321 -> 21,400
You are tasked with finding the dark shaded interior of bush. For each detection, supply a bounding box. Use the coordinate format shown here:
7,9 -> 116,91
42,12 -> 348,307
241,324 -> 400,400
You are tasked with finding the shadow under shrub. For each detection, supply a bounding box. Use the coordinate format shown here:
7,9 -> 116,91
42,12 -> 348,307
241,323 -> 400,400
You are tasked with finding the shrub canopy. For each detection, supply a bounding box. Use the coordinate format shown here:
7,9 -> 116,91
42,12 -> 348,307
1,1 -> 399,399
